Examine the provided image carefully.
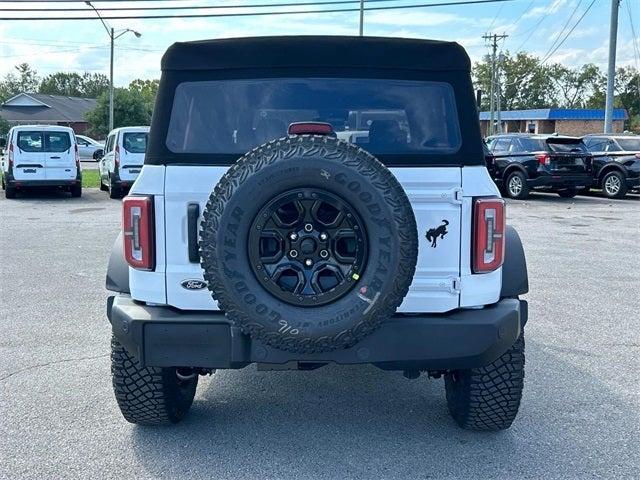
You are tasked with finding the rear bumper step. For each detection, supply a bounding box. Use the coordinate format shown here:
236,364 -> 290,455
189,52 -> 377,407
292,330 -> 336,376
107,295 -> 526,371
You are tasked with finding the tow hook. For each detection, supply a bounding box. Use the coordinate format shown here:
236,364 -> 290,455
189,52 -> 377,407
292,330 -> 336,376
176,368 -> 215,381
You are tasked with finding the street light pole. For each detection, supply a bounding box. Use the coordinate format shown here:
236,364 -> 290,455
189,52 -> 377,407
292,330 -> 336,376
85,1 -> 141,133
359,0 -> 364,36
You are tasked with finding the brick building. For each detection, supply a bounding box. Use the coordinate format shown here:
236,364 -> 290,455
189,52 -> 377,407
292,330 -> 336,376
0,93 -> 97,135
479,108 -> 628,137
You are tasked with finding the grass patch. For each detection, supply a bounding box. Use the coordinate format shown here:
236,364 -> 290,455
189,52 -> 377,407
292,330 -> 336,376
82,170 -> 101,188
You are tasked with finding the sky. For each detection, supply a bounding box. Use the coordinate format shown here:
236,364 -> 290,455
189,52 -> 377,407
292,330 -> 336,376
0,0 -> 638,87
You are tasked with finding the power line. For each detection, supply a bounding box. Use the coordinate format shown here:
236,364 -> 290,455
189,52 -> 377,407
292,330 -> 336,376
0,0 -> 518,21
0,0 -> 405,12
624,0 -> 640,91
538,0 -> 583,63
539,0 -> 597,65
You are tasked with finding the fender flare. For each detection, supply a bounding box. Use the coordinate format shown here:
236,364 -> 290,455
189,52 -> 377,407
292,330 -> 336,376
502,163 -> 528,182
106,231 -> 130,293
501,225 -> 528,297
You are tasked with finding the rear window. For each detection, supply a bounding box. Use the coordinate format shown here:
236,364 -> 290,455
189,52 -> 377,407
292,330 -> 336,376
122,132 -> 148,153
546,139 -> 587,153
166,78 -> 462,156
16,131 -> 71,153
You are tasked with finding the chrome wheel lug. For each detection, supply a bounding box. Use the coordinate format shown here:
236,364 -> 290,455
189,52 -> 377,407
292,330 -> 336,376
304,223 -> 313,232
304,259 -> 313,267
319,232 -> 328,241
320,250 -> 329,259
290,250 -> 298,258
290,232 -> 298,241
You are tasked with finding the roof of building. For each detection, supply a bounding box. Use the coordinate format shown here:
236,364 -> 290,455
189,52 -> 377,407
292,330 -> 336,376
479,108 -> 628,121
0,93 -> 97,123
162,36 -> 470,72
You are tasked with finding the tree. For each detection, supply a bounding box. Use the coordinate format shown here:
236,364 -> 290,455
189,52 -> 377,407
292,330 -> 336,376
0,116 -> 11,137
40,72 -> 84,96
85,88 -> 150,137
79,73 -> 109,98
128,78 -> 159,116
474,52 -> 557,111
549,63 -> 604,109
0,63 -> 40,102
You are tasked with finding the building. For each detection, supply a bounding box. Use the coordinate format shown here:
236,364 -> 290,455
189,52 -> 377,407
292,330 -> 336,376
479,108 -> 628,137
0,93 -> 97,135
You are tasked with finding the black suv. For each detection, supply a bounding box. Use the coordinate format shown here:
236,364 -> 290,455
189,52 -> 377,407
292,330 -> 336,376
485,133 -> 593,199
582,134 -> 640,198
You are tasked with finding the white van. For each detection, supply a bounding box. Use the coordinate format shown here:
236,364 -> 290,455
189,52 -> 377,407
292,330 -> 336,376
98,126 -> 149,199
1,125 -> 81,199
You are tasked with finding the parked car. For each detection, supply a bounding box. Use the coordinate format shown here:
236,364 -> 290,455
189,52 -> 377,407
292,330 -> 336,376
485,133 -> 593,199
98,126 -> 149,198
0,125 -> 81,198
75,134 -> 105,161
582,134 -> 640,198
105,36 -> 529,431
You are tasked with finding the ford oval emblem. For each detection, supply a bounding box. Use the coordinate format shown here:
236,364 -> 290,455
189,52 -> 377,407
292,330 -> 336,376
181,279 -> 207,290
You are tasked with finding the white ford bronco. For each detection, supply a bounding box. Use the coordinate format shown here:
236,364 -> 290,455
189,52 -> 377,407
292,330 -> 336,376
106,36 -> 529,431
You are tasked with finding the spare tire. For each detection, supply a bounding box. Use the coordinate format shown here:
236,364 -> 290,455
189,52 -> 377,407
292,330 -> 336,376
200,135 -> 417,353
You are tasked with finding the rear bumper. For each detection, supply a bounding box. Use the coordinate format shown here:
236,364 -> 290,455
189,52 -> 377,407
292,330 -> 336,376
107,295 -> 526,371
528,173 -> 592,189
4,170 -> 81,187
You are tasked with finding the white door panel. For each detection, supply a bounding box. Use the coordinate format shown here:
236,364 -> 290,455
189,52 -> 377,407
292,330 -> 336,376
13,131 -> 45,181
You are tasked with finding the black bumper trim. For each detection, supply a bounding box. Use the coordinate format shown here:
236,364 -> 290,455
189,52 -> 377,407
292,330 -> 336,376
528,174 -> 593,188
107,296 -> 525,371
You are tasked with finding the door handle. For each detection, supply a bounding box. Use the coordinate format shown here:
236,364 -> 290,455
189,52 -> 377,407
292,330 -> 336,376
49,156 -> 61,159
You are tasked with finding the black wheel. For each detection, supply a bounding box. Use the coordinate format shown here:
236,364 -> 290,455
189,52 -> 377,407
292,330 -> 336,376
108,175 -> 121,199
504,171 -> 529,200
111,336 -> 198,426
71,184 -> 82,198
5,184 -> 16,199
1,177 -> 5,190
200,135 -> 418,354
601,170 -> 627,199
445,333 -> 525,431
557,187 -> 577,198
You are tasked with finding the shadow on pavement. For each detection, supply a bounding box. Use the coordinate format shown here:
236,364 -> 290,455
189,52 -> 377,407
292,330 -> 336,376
128,337 -> 638,479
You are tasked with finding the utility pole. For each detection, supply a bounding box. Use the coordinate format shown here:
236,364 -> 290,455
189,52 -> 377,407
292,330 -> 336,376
482,33 -> 508,136
359,0 -> 364,36
604,0 -> 620,134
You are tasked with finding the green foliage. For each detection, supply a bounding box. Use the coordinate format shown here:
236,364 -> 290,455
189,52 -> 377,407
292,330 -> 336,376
0,116 -> 11,136
128,78 -> 159,117
39,72 -> 109,98
0,63 -> 40,102
84,88 -> 151,137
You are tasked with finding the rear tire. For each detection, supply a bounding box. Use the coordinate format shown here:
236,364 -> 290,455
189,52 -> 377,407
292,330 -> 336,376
504,171 -> 529,200
71,184 -> 82,198
111,336 -> 198,426
557,188 -> 577,198
108,175 -> 121,199
445,333 -> 525,431
5,184 -> 16,199
600,171 -> 627,199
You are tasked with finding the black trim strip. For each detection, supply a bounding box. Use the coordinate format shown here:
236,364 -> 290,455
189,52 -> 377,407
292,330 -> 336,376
187,203 -> 200,263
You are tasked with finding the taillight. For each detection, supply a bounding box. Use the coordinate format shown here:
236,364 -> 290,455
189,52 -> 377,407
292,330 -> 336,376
8,143 -> 14,169
74,143 -> 80,167
123,196 -> 155,270
115,144 -> 120,166
473,198 -> 505,273
288,122 -> 334,136
536,153 -> 550,166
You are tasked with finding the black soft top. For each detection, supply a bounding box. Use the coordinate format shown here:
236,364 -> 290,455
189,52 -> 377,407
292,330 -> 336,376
161,36 -> 470,72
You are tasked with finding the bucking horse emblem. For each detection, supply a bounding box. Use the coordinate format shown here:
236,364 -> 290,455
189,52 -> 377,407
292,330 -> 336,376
426,220 -> 449,248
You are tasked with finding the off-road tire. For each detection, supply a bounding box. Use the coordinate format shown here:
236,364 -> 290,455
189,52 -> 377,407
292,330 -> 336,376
200,135 -> 418,354
557,188 -> 578,198
445,333 -> 525,431
71,184 -> 82,198
111,336 -> 198,425
600,170 -> 627,199
504,171 -> 529,200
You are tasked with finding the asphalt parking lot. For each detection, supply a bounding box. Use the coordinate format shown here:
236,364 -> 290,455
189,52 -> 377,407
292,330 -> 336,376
1,189 -> 638,479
